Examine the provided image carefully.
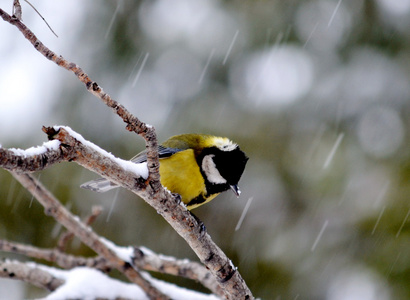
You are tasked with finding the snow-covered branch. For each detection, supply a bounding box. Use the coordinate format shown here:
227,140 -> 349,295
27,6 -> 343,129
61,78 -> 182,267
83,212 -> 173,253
133,247 -> 223,296
1,126 -> 249,298
39,266 -> 219,300
10,171 -> 168,300
0,239 -> 221,295
42,126 -> 250,299
42,126 -> 150,186
0,140 -> 64,172
0,7 -> 160,184
0,260 -> 64,292
0,260 -> 219,300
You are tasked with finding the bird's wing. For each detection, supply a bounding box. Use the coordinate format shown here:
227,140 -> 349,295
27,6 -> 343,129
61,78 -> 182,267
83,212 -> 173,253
130,145 -> 184,163
82,146 -> 185,192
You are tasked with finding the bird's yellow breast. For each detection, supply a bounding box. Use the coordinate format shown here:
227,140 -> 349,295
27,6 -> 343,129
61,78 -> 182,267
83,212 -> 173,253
159,149 -> 206,205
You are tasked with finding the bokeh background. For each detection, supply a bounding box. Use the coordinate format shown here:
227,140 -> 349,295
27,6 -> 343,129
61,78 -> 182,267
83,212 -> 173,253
1,0 -> 410,299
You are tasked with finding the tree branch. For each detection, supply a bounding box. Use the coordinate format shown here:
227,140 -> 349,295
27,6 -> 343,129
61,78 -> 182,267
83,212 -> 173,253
0,260 -> 64,291
0,260 -> 142,300
0,7 -> 160,184
57,205 -> 103,252
0,239 -> 221,295
0,123 -> 251,299
133,247 -> 223,296
42,126 -> 252,299
0,140 -> 66,173
10,171 -> 169,300
0,239 -> 111,272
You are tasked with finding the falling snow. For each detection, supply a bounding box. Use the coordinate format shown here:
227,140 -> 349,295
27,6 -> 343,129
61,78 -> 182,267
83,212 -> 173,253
1,1 -> 410,299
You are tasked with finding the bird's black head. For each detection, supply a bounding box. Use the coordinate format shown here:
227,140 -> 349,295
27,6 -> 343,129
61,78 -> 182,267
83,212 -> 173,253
198,145 -> 248,196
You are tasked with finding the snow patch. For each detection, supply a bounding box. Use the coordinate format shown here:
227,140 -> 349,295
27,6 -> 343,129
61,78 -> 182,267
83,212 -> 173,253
44,267 -> 148,300
8,140 -> 61,157
38,265 -> 219,300
54,126 -> 149,179
100,238 -> 134,262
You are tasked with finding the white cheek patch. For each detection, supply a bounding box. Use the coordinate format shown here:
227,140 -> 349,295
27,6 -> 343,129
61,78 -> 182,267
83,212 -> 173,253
202,154 -> 227,184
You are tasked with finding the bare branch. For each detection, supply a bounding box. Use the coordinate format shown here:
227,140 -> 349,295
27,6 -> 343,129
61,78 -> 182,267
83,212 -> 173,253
0,260 -> 64,291
57,205 -> 103,252
0,239 -> 111,272
10,171 -> 170,300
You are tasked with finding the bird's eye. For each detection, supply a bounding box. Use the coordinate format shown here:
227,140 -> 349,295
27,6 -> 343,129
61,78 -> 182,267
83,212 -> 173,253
220,143 -> 237,151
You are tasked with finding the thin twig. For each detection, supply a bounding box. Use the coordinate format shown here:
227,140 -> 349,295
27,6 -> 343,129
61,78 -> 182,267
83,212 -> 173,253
23,0 -> 58,37
12,0 -> 22,20
57,205 -> 103,252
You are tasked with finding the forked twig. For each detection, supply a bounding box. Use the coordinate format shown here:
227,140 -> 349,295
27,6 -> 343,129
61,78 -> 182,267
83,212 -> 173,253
57,205 -> 103,252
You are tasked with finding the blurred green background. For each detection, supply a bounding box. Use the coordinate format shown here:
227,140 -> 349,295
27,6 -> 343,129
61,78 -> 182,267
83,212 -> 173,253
1,0 -> 410,299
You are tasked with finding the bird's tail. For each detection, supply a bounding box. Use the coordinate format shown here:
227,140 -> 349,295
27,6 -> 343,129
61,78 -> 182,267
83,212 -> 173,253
80,178 -> 118,192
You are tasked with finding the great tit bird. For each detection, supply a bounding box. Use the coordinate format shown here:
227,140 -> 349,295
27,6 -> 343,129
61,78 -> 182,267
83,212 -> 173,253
81,134 -> 248,210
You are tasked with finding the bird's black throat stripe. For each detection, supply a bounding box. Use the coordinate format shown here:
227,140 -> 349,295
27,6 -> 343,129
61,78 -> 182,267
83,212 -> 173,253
187,194 -> 207,208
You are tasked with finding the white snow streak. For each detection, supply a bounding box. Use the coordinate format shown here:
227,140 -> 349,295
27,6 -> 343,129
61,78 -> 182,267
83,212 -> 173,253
199,48 -> 215,83
371,205 -> 386,235
311,220 -> 329,251
104,0 -> 123,39
222,30 -> 239,65
132,52 -> 150,86
323,133 -> 344,169
396,208 -> 410,238
328,0 -> 343,27
235,197 -> 253,231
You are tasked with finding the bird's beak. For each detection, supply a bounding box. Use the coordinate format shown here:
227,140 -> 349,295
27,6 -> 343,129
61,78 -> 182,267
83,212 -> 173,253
230,185 -> 241,197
